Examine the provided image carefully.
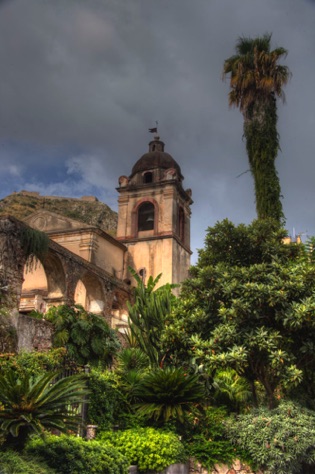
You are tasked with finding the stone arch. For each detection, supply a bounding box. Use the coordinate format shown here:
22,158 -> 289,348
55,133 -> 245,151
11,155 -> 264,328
41,252 -> 66,298
111,290 -> 129,332
74,279 -> 87,308
20,251 -> 66,313
131,197 -> 159,236
74,272 -> 105,314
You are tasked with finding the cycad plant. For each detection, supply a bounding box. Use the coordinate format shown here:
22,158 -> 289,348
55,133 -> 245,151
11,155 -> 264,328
0,370 -> 89,449
133,367 -> 204,424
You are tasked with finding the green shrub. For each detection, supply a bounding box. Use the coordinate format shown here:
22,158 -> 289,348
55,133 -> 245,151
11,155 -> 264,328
98,427 -> 186,472
225,401 -> 315,474
45,305 -> 121,367
0,348 -> 67,378
87,369 -> 130,430
183,407 -> 251,471
26,434 -> 129,474
0,450 -> 54,473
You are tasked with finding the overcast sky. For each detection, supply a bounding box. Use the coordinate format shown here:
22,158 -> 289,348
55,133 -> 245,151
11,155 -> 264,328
1,0 -> 315,263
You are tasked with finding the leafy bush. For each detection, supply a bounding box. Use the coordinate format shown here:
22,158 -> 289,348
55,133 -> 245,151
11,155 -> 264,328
0,450 -> 54,473
0,348 -> 67,378
183,407 -> 251,471
98,427 -> 186,472
26,434 -> 129,474
87,369 -> 130,430
225,401 -> 315,474
45,305 -> 121,367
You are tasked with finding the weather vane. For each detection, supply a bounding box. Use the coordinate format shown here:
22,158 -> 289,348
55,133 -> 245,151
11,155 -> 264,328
148,121 -> 159,135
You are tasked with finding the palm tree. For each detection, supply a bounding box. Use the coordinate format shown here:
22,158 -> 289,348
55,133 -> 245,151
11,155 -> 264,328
223,34 -> 291,223
0,370 -> 89,449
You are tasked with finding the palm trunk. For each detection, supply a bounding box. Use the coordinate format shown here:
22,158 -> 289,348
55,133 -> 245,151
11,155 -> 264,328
244,97 -> 284,224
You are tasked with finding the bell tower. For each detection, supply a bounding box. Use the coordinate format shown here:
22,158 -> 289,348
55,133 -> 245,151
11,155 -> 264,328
116,135 -> 193,289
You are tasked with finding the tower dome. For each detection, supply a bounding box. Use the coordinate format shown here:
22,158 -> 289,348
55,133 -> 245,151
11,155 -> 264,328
131,136 -> 182,178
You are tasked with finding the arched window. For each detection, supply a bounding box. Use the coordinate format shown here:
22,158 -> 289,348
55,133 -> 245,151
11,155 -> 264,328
138,202 -> 155,231
143,172 -> 153,184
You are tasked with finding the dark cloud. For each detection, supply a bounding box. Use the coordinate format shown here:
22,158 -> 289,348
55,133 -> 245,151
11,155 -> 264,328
0,0 -> 314,261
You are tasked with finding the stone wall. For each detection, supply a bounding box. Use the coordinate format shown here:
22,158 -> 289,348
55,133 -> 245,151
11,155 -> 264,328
0,216 -> 27,311
16,314 -> 54,352
190,459 -> 263,474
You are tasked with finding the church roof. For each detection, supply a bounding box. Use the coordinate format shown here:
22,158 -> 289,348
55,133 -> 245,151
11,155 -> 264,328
131,136 -> 182,177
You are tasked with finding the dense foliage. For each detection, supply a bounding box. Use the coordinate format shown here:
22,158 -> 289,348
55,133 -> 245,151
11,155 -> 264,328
0,450 -> 56,474
45,304 -> 120,367
0,348 -> 67,378
163,219 -> 315,408
87,369 -> 129,431
26,434 -> 129,474
133,367 -> 204,424
225,401 -> 315,474
0,450 -> 54,474
184,406 -> 251,470
20,226 -> 49,272
0,370 -> 89,449
127,269 -> 176,367
98,427 -> 185,472
223,34 -> 290,222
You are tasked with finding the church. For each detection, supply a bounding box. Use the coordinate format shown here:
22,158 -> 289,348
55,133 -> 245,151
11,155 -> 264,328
16,134 -> 193,331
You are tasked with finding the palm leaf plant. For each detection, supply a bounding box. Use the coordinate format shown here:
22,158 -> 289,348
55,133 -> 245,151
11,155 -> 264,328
133,367 -> 205,424
0,370 -> 89,449
213,369 -> 252,412
127,268 -> 177,367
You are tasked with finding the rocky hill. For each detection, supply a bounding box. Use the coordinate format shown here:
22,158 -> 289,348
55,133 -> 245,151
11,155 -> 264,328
0,191 -> 118,235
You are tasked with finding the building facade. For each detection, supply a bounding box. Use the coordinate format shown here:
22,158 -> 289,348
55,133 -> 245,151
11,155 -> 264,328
0,137 -> 192,332
117,135 -> 193,289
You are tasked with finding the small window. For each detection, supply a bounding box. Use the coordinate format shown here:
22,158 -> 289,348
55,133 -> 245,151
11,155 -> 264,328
138,202 -> 154,231
143,172 -> 153,184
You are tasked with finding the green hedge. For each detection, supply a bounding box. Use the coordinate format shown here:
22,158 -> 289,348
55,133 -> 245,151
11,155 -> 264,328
26,434 -> 129,474
98,427 -> 186,472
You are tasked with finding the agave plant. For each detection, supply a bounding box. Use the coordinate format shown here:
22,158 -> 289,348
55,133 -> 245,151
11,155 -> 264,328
0,369 -> 89,449
133,367 -> 204,424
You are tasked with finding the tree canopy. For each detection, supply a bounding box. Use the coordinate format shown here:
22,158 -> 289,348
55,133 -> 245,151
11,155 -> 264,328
163,219 -> 315,408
